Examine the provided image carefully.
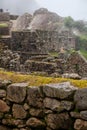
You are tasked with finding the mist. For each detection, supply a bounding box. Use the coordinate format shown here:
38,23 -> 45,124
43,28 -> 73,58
0,0 -> 87,20
37,0 -> 87,20
0,0 -> 39,15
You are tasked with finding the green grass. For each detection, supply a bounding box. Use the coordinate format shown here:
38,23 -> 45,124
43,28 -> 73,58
0,23 -> 8,28
0,69 -> 87,88
80,50 -> 87,59
48,52 -> 58,57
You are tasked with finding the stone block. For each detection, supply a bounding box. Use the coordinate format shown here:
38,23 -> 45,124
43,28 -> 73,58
43,82 -> 77,100
46,113 -> 72,130
74,88 -> 87,110
26,117 -> 46,129
12,104 -> 27,119
27,87 -> 43,108
7,83 -> 28,103
44,98 -> 61,111
0,100 -> 10,112
80,111 -> 87,121
29,108 -> 44,118
0,89 -> 6,98
74,119 -> 87,130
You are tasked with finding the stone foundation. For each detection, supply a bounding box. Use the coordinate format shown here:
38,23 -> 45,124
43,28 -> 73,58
0,81 -> 87,130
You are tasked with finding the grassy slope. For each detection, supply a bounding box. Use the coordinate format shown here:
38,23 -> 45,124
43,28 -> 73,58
0,70 -> 87,88
80,50 -> 87,59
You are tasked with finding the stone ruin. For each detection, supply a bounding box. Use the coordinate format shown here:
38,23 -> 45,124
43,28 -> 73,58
11,30 -> 75,54
0,46 -> 87,78
0,9 -> 10,36
0,9 -> 18,36
0,8 -> 87,78
0,10 -> 10,22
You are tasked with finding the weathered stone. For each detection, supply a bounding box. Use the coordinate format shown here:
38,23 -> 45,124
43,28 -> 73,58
44,109 -> 53,114
27,87 -> 43,108
0,80 -> 11,89
46,113 -> 72,130
74,88 -> 87,110
43,82 -> 77,100
80,111 -> 87,121
0,125 -> 11,130
23,103 -> 30,110
0,100 -> 10,112
44,98 -> 61,111
44,99 -> 73,112
62,73 -> 81,79
60,100 -> 74,111
7,83 -> 28,103
26,117 -> 46,128
74,119 -> 87,130
2,118 -> 25,127
12,104 -> 27,119
0,89 -> 6,97
29,108 -> 44,118
70,112 -> 80,119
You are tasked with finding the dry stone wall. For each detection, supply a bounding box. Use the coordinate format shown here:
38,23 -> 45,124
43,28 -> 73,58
66,52 -> 87,77
11,30 -> 75,54
0,27 -> 9,35
0,37 -> 11,49
10,15 -> 19,20
0,80 -> 87,130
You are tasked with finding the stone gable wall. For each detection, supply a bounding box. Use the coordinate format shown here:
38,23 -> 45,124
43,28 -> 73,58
0,81 -> 87,130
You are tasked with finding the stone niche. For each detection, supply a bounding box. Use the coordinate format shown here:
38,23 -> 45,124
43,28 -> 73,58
0,80 -> 87,130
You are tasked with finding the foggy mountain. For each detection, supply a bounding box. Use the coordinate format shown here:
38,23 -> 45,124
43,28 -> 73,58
0,0 -> 40,15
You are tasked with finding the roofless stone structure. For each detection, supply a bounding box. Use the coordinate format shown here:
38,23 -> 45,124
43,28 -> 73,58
11,30 -> 75,55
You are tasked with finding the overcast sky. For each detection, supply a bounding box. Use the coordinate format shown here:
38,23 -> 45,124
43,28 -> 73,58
37,0 -> 87,20
0,0 -> 87,20
0,0 -> 39,14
